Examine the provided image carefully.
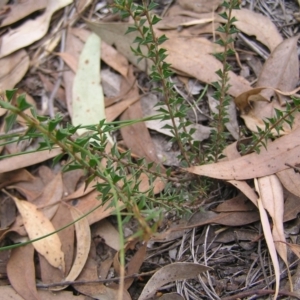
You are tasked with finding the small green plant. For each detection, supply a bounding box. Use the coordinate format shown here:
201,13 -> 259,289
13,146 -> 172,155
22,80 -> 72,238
240,96 -> 300,154
112,0 -> 241,164
209,0 -> 240,162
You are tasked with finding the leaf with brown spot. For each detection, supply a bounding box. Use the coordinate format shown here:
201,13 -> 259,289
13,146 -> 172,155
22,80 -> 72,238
39,204 -> 74,284
7,193 -> 65,271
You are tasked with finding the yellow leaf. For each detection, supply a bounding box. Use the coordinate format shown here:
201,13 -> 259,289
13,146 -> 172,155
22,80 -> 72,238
10,195 -> 65,271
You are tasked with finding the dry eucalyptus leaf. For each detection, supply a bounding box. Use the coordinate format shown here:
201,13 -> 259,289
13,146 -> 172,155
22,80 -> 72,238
223,143 -> 258,206
286,243 -> 300,259
63,207 -> 91,282
0,148 -> 62,173
0,285 -> 87,299
276,168 -> 300,198
86,20 -> 149,72
218,9 -> 283,52
0,0 -> 47,27
186,126 -> 300,180
0,0 -> 72,58
255,178 -> 280,300
7,244 -> 39,300
178,0 -> 222,13
138,263 -> 211,300
256,175 -> 288,269
252,35 -> 299,121
10,195 -> 65,271
161,35 -> 251,97
0,49 -> 29,90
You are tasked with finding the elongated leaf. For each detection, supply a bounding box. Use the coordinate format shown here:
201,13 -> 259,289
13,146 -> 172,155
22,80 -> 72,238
72,33 -> 105,136
255,178 -> 280,300
52,206 -> 91,291
7,244 -> 39,300
186,126 -> 300,180
138,263 -> 211,300
10,195 -> 65,271
65,206 -> 91,281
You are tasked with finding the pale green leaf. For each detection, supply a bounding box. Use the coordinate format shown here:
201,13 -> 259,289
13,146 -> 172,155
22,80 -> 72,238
72,33 -> 105,136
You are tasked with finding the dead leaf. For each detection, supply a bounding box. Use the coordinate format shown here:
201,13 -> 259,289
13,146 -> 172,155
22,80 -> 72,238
120,100 -> 163,166
256,175 -> 288,267
0,194 -> 16,229
65,206 -> 91,281
0,0 -> 47,27
217,9 -> 283,52
105,66 -> 140,121
86,20 -> 149,72
83,33 -> 135,78
255,178 -> 280,300
72,189 -> 123,226
161,35 -> 252,97
0,148 -> 62,173
249,35 -> 300,126
213,194 -> 256,212
186,126 -> 300,180
63,29 -> 84,116
138,263 -> 211,300
124,243 -> 147,289
284,190 -> 300,222
72,241 -> 107,296
286,243 -> 300,259
187,210 -> 259,228
0,0 -> 72,58
178,0 -> 222,13
0,169 -> 35,189
55,52 -> 78,73
0,49 -> 29,90
7,244 -> 40,300
141,93 -> 212,141
277,168 -> 300,198
101,42 -> 129,77
8,194 -> 65,271
0,285 -> 87,299
223,142 -> 258,206
91,219 -> 120,251
112,241 -> 147,290
39,204 -> 74,284
33,172 -> 63,220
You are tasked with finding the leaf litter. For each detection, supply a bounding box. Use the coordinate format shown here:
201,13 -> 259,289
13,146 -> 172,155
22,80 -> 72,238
0,0 -> 300,299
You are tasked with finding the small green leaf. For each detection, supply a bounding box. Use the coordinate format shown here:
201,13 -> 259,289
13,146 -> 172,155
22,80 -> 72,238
6,89 -> 17,101
148,1 -> 158,10
5,114 -> 17,132
157,34 -> 168,45
125,26 -> 138,34
0,100 -> 16,110
152,15 -> 161,25
16,94 -> 32,111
